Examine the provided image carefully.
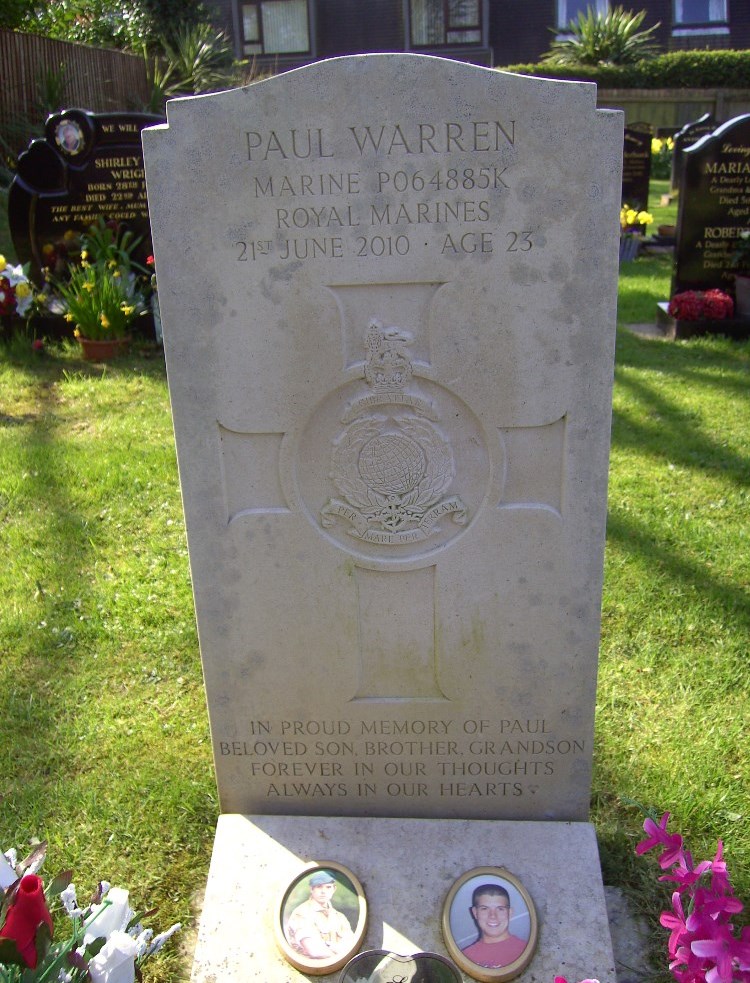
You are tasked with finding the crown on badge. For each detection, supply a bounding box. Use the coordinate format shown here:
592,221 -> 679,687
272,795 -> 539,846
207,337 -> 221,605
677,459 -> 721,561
364,318 -> 413,393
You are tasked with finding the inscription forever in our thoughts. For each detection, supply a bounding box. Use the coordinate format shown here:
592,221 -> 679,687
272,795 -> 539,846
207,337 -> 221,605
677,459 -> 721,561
235,119 -> 531,263
218,716 -> 586,802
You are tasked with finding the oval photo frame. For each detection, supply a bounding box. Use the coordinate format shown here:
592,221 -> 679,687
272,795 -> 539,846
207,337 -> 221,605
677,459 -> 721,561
441,867 -> 538,983
275,861 -> 367,975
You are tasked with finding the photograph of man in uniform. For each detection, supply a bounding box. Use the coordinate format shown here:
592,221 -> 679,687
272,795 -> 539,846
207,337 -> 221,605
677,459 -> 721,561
461,883 -> 527,968
285,870 -> 355,959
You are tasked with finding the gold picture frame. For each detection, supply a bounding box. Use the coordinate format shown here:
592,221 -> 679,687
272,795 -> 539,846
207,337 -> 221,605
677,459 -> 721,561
275,861 -> 367,975
441,866 -> 538,983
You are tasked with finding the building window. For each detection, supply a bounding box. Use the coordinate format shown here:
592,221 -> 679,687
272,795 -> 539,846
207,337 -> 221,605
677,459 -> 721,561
674,0 -> 727,24
241,0 -> 310,55
557,0 -> 607,29
410,0 -> 482,47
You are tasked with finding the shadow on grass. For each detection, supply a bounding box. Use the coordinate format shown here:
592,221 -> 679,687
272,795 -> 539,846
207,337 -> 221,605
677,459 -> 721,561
606,507 -> 750,634
612,334 -> 750,489
0,342 -> 167,828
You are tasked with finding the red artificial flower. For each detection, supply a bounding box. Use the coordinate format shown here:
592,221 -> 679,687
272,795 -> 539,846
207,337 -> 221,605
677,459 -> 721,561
0,276 -> 17,316
0,873 -> 53,968
668,289 -> 734,322
703,289 -> 733,320
146,255 -> 155,266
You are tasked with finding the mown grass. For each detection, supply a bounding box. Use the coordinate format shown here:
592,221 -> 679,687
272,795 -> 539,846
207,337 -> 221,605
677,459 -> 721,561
0,337 -> 216,981
1,183 -> 748,980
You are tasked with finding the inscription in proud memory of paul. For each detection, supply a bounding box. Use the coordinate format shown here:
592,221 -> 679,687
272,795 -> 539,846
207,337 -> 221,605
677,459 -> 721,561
217,717 -> 586,806
234,118 -> 520,263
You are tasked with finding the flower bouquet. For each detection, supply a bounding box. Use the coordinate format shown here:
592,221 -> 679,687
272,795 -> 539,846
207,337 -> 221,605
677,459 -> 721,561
668,289 -> 734,322
0,256 -> 37,325
557,810 -> 750,983
0,840 -> 179,983
619,204 -> 654,262
47,220 -> 148,357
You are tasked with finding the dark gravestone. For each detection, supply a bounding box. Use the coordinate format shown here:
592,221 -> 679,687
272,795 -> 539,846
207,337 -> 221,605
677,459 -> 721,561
622,122 -> 652,214
8,109 -> 162,283
673,114 -> 750,299
670,113 -> 717,195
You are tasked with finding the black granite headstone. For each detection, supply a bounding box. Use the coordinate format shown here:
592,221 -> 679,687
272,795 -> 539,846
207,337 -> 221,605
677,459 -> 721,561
8,109 -> 163,284
673,114 -> 750,299
670,113 -> 717,195
622,123 -> 652,215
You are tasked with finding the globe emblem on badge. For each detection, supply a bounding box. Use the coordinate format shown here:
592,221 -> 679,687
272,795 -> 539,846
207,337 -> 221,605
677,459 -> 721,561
358,434 -> 426,496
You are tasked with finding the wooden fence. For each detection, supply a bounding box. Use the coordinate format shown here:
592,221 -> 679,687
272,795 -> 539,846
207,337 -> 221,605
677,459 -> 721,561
0,29 -> 149,159
597,88 -> 750,133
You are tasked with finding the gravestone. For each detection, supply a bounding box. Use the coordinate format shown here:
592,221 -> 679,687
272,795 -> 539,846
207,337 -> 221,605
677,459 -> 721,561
672,114 -> 750,298
8,109 -> 161,283
670,113 -> 717,195
621,122 -> 652,214
143,54 -> 622,982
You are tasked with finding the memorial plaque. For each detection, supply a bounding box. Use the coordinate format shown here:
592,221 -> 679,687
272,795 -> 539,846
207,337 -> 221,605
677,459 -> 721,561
673,114 -> 750,297
670,113 -> 717,194
8,109 -> 162,282
143,55 -> 622,823
621,122 -> 651,217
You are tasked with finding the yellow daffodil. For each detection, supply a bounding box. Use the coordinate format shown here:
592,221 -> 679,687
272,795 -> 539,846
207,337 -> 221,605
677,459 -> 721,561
120,304 -> 135,316
82,281 -> 95,291
108,259 -> 117,269
652,137 -> 663,154
65,313 -> 75,322
0,254 -> 5,269
112,270 -> 121,278
81,250 -> 88,261
637,210 -> 654,226
99,313 -> 110,329
74,327 -> 81,338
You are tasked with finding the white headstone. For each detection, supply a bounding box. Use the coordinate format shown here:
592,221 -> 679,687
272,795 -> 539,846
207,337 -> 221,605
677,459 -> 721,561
143,54 -> 622,823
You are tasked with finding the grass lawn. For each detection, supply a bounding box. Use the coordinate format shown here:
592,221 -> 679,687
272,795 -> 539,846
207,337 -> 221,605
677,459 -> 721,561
1,180 -> 748,980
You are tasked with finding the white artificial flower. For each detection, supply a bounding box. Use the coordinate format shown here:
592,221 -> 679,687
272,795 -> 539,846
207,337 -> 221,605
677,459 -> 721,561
4,848 -> 18,868
133,927 -> 152,957
0,851 -> 16,889
145,923 -> 181,956
60,883 -> 83,917
87,930 -> 139,983
84,887 -> 134,946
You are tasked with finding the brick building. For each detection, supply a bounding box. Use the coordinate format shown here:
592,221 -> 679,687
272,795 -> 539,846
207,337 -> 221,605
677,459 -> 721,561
209,0 -> 750,71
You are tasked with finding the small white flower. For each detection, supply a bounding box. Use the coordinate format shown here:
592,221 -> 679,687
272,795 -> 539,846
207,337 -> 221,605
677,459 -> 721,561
145,922 -> 181,956
133,927 -> 152,957
60,883 -> 83,917
84,887 -> 134,946
4,848 -> 18,868
88,930 -> 139,983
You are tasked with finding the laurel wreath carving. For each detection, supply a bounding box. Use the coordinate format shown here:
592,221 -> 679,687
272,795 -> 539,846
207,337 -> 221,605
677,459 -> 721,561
330,415 -> 454,530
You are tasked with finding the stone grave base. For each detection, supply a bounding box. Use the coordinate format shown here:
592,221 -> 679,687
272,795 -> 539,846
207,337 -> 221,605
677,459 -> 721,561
656,301 -> 750,340
190,814 -> 616,983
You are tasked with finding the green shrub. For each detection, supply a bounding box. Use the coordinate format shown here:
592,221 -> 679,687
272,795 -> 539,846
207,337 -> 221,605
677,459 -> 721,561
502,49 -> 750,88
542,6 -> 660,67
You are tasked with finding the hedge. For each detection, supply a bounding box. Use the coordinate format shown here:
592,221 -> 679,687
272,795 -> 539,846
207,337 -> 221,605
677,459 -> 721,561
500,50 -> 750,89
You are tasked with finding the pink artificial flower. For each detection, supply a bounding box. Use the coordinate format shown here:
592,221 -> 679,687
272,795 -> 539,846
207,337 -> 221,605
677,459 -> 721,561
661,892 -> 689,958
637,813 -> 685,869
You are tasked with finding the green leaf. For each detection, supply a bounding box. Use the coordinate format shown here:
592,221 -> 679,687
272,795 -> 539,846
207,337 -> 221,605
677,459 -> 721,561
46,870 -> 73,898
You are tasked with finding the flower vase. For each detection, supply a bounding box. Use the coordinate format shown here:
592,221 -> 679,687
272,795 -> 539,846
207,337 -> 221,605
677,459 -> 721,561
734,275 -> 750,318
619,236 -> 640,263
78,335 -> 131,361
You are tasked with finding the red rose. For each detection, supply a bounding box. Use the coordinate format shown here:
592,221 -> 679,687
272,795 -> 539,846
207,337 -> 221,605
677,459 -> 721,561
0,874 -> 53,968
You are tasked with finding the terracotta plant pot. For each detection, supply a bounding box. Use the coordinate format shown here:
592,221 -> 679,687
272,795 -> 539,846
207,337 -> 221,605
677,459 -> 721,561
77,335 -> 131,360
